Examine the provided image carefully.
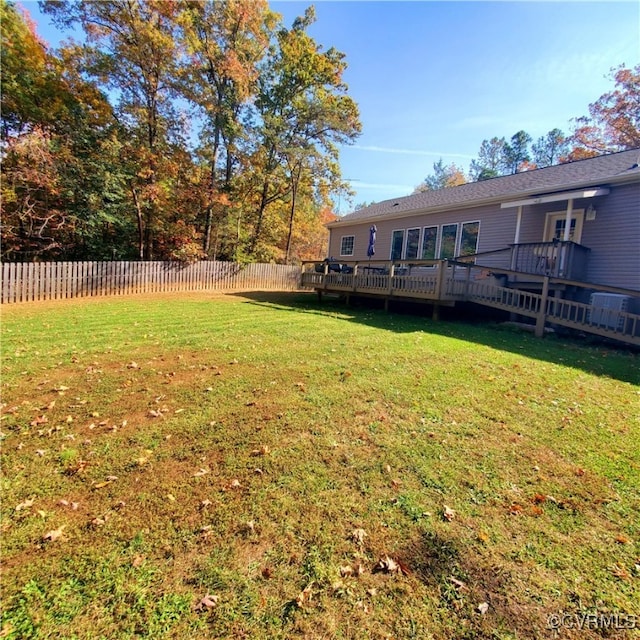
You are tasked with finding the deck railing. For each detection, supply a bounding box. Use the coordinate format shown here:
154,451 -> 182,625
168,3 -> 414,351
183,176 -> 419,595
509,241 -> 590,279
302,259 -> 640,346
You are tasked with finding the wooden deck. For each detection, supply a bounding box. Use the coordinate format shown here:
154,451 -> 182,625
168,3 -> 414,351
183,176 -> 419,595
301,260 -> 640,347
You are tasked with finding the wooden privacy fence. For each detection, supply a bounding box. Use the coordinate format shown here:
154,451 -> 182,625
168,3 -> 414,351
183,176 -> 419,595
1,260 -> 302,303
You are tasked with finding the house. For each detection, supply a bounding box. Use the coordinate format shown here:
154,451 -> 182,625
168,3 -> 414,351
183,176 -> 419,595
302,149 -> 640,345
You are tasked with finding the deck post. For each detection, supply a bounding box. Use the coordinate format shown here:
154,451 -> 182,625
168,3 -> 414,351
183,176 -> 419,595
387,263 -> 395,296
535,276 -> 550,338
434,260 -> 446,299
352,263 -> 359,292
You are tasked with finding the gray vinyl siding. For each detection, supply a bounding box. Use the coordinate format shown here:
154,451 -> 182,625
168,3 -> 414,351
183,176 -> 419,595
327,181 -> 639,291
581,182 -> 640,290
328,206 -> 519,262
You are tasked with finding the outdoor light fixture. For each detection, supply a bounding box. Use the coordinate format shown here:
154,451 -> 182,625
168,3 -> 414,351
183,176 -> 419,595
586,204 -> 597,220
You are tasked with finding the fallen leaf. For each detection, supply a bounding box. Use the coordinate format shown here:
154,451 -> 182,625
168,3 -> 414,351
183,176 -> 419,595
251,445 -> 270,456
375,555 -> 400,574
15,498 -> 35,511
532,493 -> 547,504
30,416 -> 48,427
351,528 -> 367,545
43,525 -> 66,542
615,535 -> 631,545
194,594 -> 219,612
92,480 -> 114,490
450,577 -> 467,591
193,468 -> 209,477
477,602 -> 490,614
443,505 -> 456,521
339,565 -> 354,577
296,582 -> 314,608
610,563 -> 631,580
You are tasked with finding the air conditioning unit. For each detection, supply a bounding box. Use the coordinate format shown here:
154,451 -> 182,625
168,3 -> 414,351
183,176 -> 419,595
588,293 -> 630,331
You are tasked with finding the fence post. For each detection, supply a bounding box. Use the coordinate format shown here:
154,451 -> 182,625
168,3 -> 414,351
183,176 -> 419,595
535,276 -> 550,338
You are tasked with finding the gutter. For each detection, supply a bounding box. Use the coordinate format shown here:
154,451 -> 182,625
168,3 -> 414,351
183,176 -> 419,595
326,171 -> 639,229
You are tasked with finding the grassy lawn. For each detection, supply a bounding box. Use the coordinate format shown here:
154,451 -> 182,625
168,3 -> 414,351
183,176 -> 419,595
1,291 -> 638,640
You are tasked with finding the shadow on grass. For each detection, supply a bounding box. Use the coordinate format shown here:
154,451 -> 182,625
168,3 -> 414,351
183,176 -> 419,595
229,290 -> 639,385
398,530 -> 546,640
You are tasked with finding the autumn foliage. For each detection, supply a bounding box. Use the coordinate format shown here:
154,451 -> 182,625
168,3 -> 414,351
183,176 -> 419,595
1,0 -> 360,263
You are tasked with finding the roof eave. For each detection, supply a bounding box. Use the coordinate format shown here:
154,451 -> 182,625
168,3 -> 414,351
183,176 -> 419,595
326,171 -> 639,228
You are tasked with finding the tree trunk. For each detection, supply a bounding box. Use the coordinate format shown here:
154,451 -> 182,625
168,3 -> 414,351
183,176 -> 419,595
285,163 -> 301,264
130,184 -> 144,260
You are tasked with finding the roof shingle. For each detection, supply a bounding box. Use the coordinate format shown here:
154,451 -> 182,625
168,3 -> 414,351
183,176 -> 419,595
333,149 -> 640,225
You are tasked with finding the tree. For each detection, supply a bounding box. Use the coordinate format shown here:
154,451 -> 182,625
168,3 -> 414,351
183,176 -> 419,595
1,0 -> 132,261
569,64 -> 640,158
468,137 -> 506,181
532,128 -> 569,167
178,0 -> 276,256
43,0 -> 185,259
414,158 -> 466,192
246,6 -> 360,261
503,130 -> 532,174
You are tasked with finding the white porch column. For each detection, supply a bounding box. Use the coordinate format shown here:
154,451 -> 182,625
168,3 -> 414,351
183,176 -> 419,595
563,199 -> 574,241
513,205 -> 523,244
510,205 -> 523,270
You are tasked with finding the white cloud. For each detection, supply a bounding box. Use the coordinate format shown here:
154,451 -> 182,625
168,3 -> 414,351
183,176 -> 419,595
353,145 -> 474,160
349,180 -> 414,192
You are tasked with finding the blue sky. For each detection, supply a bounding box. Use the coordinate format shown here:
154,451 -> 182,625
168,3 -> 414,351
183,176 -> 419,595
23,0 -> 640,213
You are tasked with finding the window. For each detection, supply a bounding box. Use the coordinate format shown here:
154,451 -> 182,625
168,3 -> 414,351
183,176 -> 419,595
439,224 -> 458,259
460,221 -> 480,257
421,226 -> 437,259
390,230 -> 404,261
340,235 -> 354,256
406,228 -> 421,260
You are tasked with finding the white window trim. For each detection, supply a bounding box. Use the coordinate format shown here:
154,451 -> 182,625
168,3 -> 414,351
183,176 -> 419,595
405,227 -> 421,260
458,220 -> 481,257
340,235 -> 355,257
390,229 -> 405,260
438,223 -> 459,259
421,225 -> 439,260
543,209 -> 584,244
